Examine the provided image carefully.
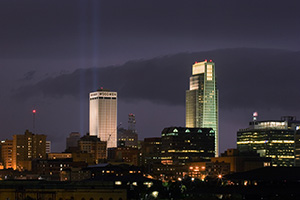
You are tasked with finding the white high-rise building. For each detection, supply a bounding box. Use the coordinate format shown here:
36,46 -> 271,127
89,89 -> 117,149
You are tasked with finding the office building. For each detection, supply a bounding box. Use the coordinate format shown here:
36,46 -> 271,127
160,127 -> 215,166
117,128 -> 138,148
117,114 -> 138,148
140,137 -> 161,175
46,141 -> 51,153
66,132 -> 80,149
237,116 -> 300,167
89,89 -> 117,149
78,134 -> 107,163
1,140 -> 13,169
0,180 -> 126,200
295,130 -> 300,166
31,158 -> 87,181
12,130 -> 47,171
141,137 -> 161,166
128,113 -> 136,131
47,153 -> 72,159
186,60 -> 218,156
211,149 -> 271,173
108,147 -> 139,166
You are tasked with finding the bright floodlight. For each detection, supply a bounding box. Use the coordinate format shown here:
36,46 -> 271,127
151,191 -> 159,198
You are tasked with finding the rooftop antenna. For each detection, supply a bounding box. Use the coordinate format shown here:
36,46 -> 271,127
253,111 -> 258,122
32,109 -> 36,133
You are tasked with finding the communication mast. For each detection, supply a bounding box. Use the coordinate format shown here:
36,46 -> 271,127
253,111 -> 258,121
32,109 -> 36,133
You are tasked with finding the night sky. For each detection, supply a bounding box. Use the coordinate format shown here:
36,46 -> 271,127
1,0 -> 300,153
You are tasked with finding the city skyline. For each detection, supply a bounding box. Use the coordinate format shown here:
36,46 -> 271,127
1,0 -> 300,152
2,49 -> 300,153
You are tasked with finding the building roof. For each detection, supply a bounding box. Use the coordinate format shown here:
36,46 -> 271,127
161,127 -> 213,134
225,167 -> 300,181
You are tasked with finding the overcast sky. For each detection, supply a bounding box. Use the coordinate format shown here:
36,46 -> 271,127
1,0 -> 300,153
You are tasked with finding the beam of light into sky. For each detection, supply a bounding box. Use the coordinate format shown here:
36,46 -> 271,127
92,0 -> 100,91
79,0 -> 88,136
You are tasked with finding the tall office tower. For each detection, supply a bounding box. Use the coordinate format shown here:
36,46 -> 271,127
186,60 -> 218,156
89,89 -> 117,149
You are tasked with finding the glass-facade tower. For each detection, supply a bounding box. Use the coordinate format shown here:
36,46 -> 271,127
186,60 -> 218,156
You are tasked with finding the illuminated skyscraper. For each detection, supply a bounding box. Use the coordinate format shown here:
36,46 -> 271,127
186,60 -> 218,156
89,89 -> 117,149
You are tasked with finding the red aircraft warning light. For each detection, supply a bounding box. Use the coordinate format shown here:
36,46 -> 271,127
32,109 -> 36,113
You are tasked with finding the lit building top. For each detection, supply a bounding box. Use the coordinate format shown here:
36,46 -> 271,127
249,121 -> 288,130
192,60 -> 214,76
90,90 -> 117,99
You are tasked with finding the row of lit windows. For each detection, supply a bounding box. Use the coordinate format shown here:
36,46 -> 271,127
237,140 -> 294,144
90,97 -> 117,100
167,149 -> 205,153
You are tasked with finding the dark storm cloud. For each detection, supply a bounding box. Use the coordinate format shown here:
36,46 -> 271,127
13,48 -> 300,111
21,70 -> 36,81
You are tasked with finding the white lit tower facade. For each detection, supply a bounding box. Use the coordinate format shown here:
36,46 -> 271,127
89,89 -> 117,149
186,60 -> 218,156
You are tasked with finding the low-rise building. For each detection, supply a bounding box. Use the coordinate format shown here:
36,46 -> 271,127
1,140 -> 13,169
12,130 -> 47,171
211,149 -> 271,173
161,127 -> 215,165
108,147 -> 139,166
31,158 -> 87,181
140,137 -> 161,174
78,134 -> 107,163
0,180 -> 126,200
